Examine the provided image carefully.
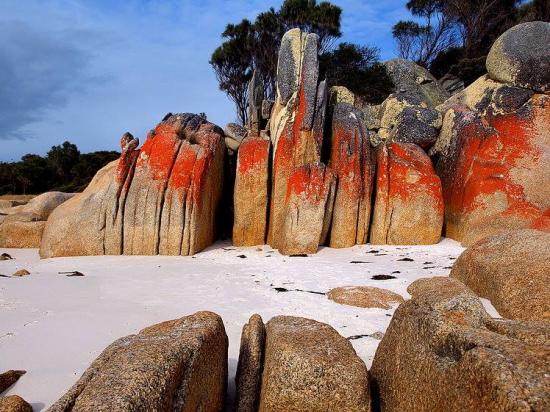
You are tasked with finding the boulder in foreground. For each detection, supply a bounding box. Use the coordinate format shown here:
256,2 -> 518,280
451,229 -> 550,322
370,276 -> 550,411
0,396 -> 32,412
258,315 -> 371,412
47,311 -> 227,412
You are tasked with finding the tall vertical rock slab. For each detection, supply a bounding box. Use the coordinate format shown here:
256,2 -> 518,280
267,30 -> 329,252
233,136 -> 271,246
279,164 -> 335,255
328,102 -> 374,248
40,113 -> 224,258
370,143 -> 443,244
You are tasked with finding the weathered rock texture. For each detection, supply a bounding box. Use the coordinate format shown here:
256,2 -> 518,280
370,276 -> 550,412
278,164 -> 335,255
235,314 -> 266,412
256,316 -> 371,412
0,396 -> 33,412
233,137 -> 271,246
451,229 -> 550,322
40,113 -> 225,257
486,21 -> 550,93
370,143 -> 443,244
434,93 -> 550,245
328,102 -> 374,248
47,311 -> 227,412
327,286 -> 404,309
0,192 -> 74,248
267,30 -> 327,253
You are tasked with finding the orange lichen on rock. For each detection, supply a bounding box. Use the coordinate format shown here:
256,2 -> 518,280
370,143 -> 443,245
234,136 -> 271,246
437,94 -> 550,245
328,104 -> 374,248
279,164 -> 336,255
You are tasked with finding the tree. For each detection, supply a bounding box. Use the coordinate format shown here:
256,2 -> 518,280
392,1 -> 458,67
211,0 -> 343,125
319,43 -> 394,104
442,0 -> 520,58
394,0 -> 525,86
47,141 -> 81,184
210,20 -> 255,125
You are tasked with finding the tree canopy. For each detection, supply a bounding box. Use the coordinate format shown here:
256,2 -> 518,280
210,0 -> 392,125
393,0 -> 546,85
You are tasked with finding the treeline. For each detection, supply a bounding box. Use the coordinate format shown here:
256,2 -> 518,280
211,0 -> 549,124
0,141 -> 119,195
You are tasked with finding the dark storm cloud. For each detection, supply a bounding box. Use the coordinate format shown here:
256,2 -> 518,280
0,20 -> 98,140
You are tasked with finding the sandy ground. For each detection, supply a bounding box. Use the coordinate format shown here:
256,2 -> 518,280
1,239 -> 499,410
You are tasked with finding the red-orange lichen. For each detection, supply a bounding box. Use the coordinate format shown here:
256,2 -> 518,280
238,138 -> 270,174
387,143 -> 444,214
442,95 -> 549,230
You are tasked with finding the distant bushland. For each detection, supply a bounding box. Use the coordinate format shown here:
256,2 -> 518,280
0,141 -> 119,195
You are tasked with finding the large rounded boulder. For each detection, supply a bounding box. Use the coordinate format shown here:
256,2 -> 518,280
486,21 -> 550,92
451,229 -> 550,322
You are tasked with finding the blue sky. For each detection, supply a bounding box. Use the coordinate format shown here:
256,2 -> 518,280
0,0 -> 410,161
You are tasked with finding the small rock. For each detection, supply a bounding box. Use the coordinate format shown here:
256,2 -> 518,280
0,370 -> 26,393
327,286 -> 405,309
0,253 -> 13,260
12,270 -> 30,277
372,275 -> 396,280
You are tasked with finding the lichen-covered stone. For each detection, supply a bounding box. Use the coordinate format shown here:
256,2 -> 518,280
258,316 -> 371,412
233,137 -> 271,246
390,106 -> 442,149
224,123 -> 248,143
384,59 -> 449,107
435,94 -> 550,245
278,164 -> 335,255
268,30 -> 326,251
486,22 -> 550,92
40,113 -> 225,257
328,102 -> 374,248
47,311 -> 227,412
451,229 -> 550,322
370,143 -> 443,245
370,276 -> 550,412
235,314 -> 266,412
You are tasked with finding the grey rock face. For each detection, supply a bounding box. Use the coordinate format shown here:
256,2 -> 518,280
248,71 -> 264,134
276,28 -> 302,105
47,311 -> 228,412
384,58 -> 449,107
487,21 -> 550,92
224,123 -> 248,143
390,106 -> 442,149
